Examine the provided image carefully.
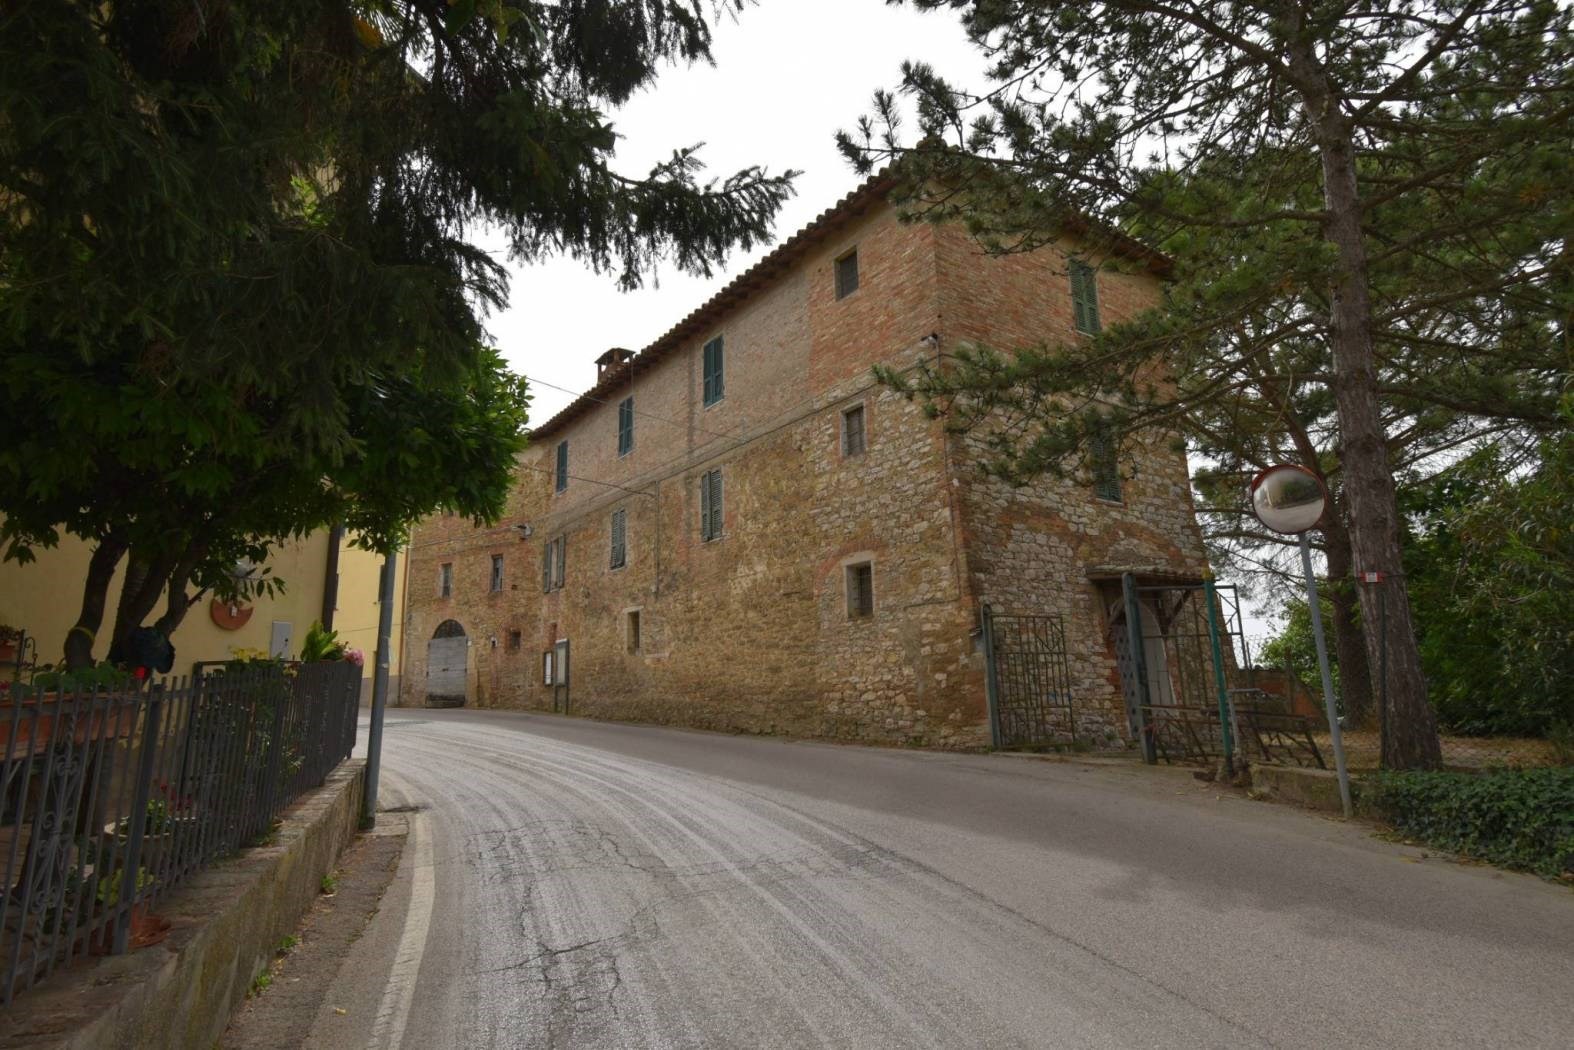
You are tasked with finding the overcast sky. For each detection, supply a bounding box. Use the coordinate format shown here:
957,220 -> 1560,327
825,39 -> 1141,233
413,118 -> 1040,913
482,0 -> 988,420
479,2 -> 1281,640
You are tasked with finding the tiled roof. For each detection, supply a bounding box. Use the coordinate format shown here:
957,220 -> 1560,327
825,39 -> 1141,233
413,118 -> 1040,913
525,170 -> 1169,442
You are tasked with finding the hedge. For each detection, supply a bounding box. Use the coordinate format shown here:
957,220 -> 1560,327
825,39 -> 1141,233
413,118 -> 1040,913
1359,767 -> 1574,880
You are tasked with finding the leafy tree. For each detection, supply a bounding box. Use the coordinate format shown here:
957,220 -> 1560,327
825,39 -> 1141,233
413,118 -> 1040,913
1258,594 -> 1341,699
840,1 -> 1572,768
1402,426 -> 1574,736
1265,423 -> 1573,738
1,1 -> 796,667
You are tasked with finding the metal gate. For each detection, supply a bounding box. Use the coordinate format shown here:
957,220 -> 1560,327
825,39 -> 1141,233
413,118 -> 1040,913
426,619 -> 468,708
1108,575 -> 1241,766
981,605 -> 1075,748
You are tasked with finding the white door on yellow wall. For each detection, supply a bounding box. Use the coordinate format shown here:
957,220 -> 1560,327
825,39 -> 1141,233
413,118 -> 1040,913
270,620 -> 293,660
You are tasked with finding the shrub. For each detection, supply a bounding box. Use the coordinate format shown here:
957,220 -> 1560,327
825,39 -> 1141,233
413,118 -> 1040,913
1360,767 -> 1574,879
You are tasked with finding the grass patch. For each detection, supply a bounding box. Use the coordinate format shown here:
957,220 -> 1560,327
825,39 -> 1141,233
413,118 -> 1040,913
1360,766 -> 1574,880
320,873 -> 338,895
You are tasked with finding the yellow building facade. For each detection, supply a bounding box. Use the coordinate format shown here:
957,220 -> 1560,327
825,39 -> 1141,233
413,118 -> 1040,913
0,530 -> 403,696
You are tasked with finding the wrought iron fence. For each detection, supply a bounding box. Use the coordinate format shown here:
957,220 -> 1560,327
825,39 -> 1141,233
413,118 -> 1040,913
0,661 -> 360,1005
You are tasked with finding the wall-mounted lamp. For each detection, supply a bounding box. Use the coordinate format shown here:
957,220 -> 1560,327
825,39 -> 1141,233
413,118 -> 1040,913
514,523 -> 534,540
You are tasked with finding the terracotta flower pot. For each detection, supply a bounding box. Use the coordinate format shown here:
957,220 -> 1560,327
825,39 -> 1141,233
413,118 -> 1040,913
86,903 -> 171,955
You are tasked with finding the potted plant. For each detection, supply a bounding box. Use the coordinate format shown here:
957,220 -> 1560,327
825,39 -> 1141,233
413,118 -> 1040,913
89,865 -> 170,952
298,621 -> 347,663
0,622 -> 20,664
108,787 -> 198,873
1,663 -> 139,755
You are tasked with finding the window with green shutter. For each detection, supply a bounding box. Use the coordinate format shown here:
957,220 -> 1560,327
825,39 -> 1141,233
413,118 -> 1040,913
617,397 -> 634,456
842,403 -> 866,457
610,508 -> 627,569
541,537 -> 566,591
699,469 -> 723,541
1070,260 -> 1101,335
555,440 -> 569,492
702,336 -> 725,406
835,248 -> 860,299
1090,428 -> 1123,502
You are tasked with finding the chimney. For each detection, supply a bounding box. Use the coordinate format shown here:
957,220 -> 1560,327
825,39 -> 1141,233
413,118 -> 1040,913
595,347 -> 635,381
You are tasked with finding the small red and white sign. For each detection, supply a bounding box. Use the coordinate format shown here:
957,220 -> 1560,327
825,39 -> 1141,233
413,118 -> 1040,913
1359,572 -> 1386,583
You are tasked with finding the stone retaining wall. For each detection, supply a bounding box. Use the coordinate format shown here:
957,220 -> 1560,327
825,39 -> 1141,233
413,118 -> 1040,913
0,761 -> 366,1050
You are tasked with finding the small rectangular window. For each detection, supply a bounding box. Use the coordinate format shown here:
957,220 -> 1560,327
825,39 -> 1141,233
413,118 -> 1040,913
1091,429 -> 1123,502
842,404 -> 866,457
506,630 -> 522,652
699,469 -> 724,541
439,563 -> 453,598
542,650 -> 554,685
835,249 -> 860,299
627,610 -> 641,654
617,397 -> 634,456
610,508 -> 627,569
846,562 -> 874,619
490,554 -> 504,592
541,537 -> 566,591
555,440 -> 569,492
702,336 -> 725,407
1070,260 -> 1101,335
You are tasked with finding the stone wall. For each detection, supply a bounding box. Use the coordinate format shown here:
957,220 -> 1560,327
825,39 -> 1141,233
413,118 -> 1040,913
934,224 -> 1210,744
400,195 -> 1209,750
401,204 -> 988,746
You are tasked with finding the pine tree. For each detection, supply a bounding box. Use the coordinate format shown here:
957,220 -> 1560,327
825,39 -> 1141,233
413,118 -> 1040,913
840,1 -> 1571,769
1,2 -> 797,667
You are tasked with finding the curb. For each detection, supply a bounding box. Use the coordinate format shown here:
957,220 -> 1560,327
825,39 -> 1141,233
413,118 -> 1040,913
0,761 -> 367,1050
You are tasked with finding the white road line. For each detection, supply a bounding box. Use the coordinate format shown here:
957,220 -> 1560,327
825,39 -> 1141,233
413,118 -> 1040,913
365,799 -> 435,1050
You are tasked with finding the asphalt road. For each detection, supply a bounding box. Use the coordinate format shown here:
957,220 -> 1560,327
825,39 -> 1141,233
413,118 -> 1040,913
298,709 -> 1570,1049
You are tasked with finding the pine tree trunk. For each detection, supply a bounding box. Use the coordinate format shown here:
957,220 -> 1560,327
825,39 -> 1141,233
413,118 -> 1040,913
1322,517 -> 1375,728
63,536 -> 128,670
1293,74 -> 1442,768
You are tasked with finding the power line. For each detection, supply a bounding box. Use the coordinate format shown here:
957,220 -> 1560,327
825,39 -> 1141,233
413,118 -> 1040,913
522,373 -> 738,443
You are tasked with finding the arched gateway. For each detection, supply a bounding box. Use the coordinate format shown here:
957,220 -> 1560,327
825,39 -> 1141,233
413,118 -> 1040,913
425,620 -> 469,708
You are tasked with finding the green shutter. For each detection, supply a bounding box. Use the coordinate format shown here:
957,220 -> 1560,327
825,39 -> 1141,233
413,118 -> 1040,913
555,534 -> 566,586
699,472 -> 711,540
1071,261 -> 1100,335
703,336 -> 724,406
542,540 -> 552,592
1092,430 -> 1122,501
700,469 -> 723,540
611,509 -> 626,568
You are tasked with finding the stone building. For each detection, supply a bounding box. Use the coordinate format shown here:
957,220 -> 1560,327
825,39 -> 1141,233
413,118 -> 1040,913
398,174 -> 1210,749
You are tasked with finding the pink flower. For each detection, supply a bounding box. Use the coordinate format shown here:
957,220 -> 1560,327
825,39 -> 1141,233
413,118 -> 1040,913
344,648 -> 365,668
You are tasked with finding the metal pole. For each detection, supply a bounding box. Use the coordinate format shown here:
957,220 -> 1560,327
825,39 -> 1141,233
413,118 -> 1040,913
1201,576 -> 1235,774
1300,534 -> 1352,817
1378,583 -> 1388,758
362,551 -> 396,828
1121,574 -> 1155,764
980,603 -> 1002,748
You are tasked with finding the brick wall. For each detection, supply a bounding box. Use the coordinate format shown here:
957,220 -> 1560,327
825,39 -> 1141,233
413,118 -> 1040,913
399,195 -> 1208,751
935,224 -> 1210,742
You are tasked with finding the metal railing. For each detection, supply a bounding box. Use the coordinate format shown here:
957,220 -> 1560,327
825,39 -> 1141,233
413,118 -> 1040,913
0,661 -> 361,1005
